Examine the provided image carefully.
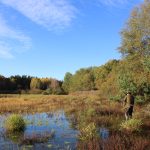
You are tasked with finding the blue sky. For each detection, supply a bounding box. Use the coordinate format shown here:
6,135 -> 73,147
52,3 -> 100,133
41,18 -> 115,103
0,0 -> 143,80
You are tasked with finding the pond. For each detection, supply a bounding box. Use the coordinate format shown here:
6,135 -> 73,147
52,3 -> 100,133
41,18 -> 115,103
0,110 -> 109,150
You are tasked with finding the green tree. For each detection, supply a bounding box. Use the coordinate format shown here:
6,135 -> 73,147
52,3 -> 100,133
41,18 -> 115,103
62,72 -> 73,93
70,68 -> 95,92
116,0 -> 150,103
93,60 -> 119,90
118,0 -> 150,58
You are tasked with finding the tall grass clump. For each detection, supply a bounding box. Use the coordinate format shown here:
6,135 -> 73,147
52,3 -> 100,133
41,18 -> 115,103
5,114 -> 26,132
120,118 -> 143,132
79,122 -> 98,141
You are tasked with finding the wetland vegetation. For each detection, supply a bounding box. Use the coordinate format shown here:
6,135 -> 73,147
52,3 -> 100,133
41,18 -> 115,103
0,93 -> 150,149
0,0 -> 150,149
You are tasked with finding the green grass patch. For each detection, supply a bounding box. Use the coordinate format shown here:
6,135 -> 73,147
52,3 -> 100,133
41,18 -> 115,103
5,114 -> 26,132
120,118 -> 143,132
78,122 -> 98,141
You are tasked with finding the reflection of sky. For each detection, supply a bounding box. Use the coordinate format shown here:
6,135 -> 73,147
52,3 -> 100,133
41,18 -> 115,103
0,111 -> 78,149
100,128 -> 109,139
0,114 -> 8,132
0,111 -> 110,149
24,111 -> 78,146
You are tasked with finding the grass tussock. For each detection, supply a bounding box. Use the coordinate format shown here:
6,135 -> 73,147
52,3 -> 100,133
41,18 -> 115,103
5,114 -> 26,132
120,119 -> 143,133
78,122 -> 98,141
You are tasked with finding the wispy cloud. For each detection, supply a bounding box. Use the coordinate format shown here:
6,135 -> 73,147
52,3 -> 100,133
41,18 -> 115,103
0,15 -> 31,59
0,0 -> 77,30
97,0 -> 129,6
0,41 -> 13,59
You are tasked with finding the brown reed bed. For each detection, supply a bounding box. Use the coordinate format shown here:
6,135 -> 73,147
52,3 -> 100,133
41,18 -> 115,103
77,133 -> 150,150
0,93 -> 100,114
20,131 -> 55,145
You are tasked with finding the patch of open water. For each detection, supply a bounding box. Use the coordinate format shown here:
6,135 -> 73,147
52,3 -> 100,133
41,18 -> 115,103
0,110 -> 109,150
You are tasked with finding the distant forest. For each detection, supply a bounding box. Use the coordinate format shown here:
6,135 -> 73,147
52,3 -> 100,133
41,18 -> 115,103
1,0 -> 150,103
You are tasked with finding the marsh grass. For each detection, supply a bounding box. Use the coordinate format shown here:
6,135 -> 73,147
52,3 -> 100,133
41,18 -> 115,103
120,119 -> 143,133
77,133 -> 150,150
21,131 -> 55,145
0,94 -> 98,113
0,92 -> 150,150
6,131 -> 55,145
78,122 -> 98,141
103,133 -> 150,150
5,114 -> 26,132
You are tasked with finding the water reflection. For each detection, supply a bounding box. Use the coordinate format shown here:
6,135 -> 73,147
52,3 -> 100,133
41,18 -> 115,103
100,128 -> 109,139
0,110 -> 111,150
0,110 -> 78,149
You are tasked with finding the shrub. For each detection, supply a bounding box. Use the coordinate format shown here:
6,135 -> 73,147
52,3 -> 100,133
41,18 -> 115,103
79,122 -> 98,141
52,87 -> 64,95
135,95 -> 145,105
120,118 -> 143,132
5,114 -> 26,132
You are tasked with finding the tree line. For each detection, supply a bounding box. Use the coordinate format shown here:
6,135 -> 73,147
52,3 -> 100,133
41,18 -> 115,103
0,75 -> 64,95
63,0 -> 150,103
0,0 -> 150,103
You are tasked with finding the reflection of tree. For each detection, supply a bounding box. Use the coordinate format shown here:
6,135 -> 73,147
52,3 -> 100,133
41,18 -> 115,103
6,131 -> 24,143
65,112 -> 78,130
46,112 -> 54,118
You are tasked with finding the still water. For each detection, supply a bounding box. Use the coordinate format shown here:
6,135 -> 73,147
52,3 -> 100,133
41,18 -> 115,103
0,110 -> 109,150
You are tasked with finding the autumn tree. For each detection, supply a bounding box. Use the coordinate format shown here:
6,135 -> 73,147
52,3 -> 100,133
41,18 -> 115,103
50,79 -> 64,94
30,78 -> 42,90
70,68 -> 95,92
118,0 -> 150,58
117,0 -> 150,102
40,78 -> 51,90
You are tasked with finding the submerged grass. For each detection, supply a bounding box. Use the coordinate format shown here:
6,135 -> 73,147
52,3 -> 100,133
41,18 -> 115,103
6,131 -> 55,145
21,131 -> 55,145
